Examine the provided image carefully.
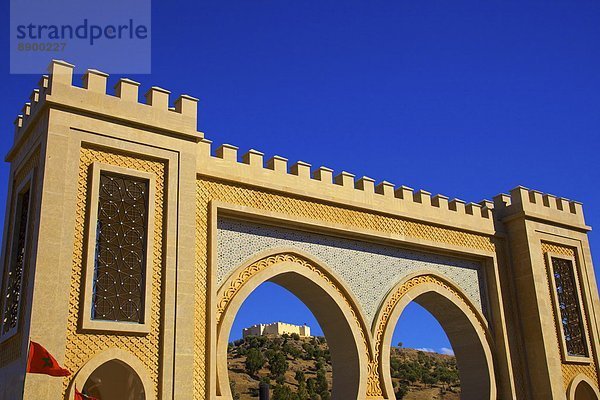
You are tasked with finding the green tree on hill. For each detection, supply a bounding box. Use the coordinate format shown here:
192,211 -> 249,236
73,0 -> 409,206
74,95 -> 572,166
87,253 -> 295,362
297,382 -> 309,400
268,350 -> 289,379
422,371 -> 438,388
295,371 -> 309,400
245,347 -> 265,377
283,341 -> 301,358
316,368 -> 328,394
302,342 -> 315,359
295,370 -> 306,383
272,384 -> 293,400
394,382 -> 408,399
315,358 -> 324,371
306,378 -> 317,396
230,334 -> 460,400
438,366 -> 459,390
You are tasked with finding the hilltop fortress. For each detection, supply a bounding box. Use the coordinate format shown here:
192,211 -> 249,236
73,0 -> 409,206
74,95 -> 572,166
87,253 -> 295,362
242,322 -> 311,339
0,60 -> 598,400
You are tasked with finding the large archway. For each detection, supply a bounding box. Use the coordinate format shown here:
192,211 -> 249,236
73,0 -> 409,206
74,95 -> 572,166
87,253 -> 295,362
226,281 -> 330,399
216,252 -> 373,399
375,273 -> 496,400
66,349 -> 154,400
82,359 -> 145,400
389,302 -> 460,398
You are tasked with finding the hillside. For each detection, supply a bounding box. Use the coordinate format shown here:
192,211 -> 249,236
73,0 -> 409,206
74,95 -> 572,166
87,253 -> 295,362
227,335 -> 460,400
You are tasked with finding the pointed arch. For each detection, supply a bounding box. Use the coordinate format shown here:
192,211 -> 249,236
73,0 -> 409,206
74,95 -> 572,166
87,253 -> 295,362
373,271 -> 496,400
66,348 -> 154,400
568,374 -> 600,400
215,250 -> 380,399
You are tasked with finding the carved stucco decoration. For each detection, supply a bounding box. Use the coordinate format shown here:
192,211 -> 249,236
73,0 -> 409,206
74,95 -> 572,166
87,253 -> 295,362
62,147 -> 165,397
217,218 -> 486,326
372,274 -> 487,363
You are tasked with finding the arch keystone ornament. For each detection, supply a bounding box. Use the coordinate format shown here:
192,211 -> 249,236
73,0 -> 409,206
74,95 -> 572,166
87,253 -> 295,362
0,61 -> 598,399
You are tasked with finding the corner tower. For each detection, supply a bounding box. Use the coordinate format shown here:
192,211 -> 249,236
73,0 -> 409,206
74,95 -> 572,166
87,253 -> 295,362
0,60 -> 202,399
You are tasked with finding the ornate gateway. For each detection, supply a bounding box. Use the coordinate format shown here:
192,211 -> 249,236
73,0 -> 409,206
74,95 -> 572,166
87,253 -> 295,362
0,60 -> 599,400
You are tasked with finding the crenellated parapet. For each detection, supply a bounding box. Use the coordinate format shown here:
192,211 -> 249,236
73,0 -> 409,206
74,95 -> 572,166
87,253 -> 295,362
493,186 -> 589,231
9,59 -> 201,161
197,139 -> 498,235
12,73 -> 49,141
8,60 -> 591,236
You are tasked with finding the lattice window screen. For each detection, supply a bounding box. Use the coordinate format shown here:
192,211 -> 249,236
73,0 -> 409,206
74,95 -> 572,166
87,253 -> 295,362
1,189 -> 31,337
551,256 -> 588,357
92,173 -> 148,323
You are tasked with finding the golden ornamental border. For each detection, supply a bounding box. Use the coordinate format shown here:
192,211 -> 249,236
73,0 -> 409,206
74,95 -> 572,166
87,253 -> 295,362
62,147 -> 166,398
215,252 -> 384,397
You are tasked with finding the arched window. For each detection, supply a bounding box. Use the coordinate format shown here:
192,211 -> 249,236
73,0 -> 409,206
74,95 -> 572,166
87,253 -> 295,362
575,382 -> 598,400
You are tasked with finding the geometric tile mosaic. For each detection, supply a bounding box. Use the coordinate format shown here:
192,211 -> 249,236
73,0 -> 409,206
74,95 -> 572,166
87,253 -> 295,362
217,218 -> 486,325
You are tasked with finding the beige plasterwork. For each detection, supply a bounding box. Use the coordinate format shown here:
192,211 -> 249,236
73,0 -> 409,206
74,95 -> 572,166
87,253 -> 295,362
3,61 -> 599,400
212,201 -> 498,260
62,146 -> 166,398
197,177 -> 518,400
59,126 -> 183,400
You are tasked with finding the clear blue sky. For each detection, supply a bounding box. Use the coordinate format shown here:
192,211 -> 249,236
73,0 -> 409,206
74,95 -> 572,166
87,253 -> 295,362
1,1 -> 599,354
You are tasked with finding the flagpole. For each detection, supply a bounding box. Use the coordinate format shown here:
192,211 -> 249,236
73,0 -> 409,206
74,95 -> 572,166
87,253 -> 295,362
22,339 -> 31,399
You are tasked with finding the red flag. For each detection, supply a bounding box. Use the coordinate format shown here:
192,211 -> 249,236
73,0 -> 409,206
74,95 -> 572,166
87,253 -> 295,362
75,386 -> 98,400
26,341 -> 71,377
